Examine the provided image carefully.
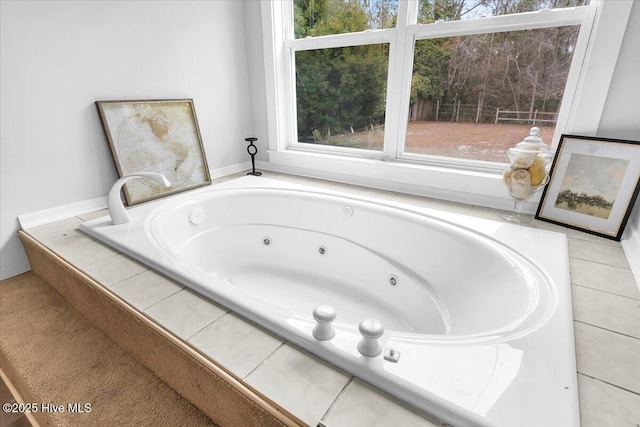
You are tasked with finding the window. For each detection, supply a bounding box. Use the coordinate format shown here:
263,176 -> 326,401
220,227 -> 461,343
295,44 -> 390,151
261,0 -> 631,208
280,0 -> 594,167
406,26 -> 581,162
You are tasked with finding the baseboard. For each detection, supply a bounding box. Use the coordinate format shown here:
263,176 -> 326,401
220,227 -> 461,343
211,161 -> 252,179
621,221 -> 640,291
17,163 -> 252,230
18,196 -> 108,230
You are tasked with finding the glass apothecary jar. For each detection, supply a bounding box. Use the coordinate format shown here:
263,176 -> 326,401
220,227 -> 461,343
500,127 -> 552,223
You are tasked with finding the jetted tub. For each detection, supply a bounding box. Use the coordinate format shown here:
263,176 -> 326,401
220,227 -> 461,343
80,176 -> 579,427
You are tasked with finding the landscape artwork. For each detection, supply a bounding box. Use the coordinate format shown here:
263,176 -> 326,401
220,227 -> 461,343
96,100 -> 210,205
554,153 -> 628,219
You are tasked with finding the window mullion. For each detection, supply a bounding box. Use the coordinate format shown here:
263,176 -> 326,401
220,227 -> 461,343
384,0 -> 415,160
552,5 -> 597,148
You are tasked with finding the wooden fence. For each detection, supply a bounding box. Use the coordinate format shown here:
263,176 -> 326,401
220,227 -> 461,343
414,100 -> 559,126
495,108 -> 558,125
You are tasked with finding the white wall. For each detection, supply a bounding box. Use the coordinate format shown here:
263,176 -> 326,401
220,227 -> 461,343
597,0 -> 640,281
597,1 -> 640,141
597,0 -> 640,235
0,1 -> 253,280
243,0 -> 270,163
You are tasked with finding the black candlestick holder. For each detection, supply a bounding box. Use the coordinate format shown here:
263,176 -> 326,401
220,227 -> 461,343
245,137 -> 261,176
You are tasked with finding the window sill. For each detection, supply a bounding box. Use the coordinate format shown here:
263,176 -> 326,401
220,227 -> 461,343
264,148 -> 543,213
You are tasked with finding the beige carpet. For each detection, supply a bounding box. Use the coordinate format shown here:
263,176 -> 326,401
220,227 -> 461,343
0,271 -> 218,427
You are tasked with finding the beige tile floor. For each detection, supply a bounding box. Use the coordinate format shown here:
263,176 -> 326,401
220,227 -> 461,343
24,171 -> 640,427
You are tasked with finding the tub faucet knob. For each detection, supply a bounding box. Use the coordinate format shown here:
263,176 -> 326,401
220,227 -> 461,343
357,319 -> 384,357
312,305 -> 337,340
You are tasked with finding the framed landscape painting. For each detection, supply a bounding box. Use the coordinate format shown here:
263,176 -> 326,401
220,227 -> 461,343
96,99 -> 210,206
536,135 -> 640,241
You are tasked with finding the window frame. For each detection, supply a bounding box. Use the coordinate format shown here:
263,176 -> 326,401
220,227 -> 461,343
260,0 -> 633,209
280,1 -> 593,168
397,7 -> 594,170
285,30 -> 395,159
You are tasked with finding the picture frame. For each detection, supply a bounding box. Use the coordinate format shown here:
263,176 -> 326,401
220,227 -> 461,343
535,134 -> 640,241
95,99 -> 211,206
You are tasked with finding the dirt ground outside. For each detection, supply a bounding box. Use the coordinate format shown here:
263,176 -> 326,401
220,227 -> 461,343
320,121 -> 555,163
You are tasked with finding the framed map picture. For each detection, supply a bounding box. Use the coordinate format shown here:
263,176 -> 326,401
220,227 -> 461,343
96,99 -> 211,206
536,135 -> 640,241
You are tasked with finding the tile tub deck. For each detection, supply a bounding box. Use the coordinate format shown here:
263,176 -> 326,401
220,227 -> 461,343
20,172 -> 640,427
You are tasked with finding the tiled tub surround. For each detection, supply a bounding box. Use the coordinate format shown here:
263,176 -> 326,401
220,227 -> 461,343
79,175 -> 579,426
20,172 -> 640,427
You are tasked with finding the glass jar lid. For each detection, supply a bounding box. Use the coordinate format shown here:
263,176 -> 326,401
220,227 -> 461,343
515,127 -> 548,152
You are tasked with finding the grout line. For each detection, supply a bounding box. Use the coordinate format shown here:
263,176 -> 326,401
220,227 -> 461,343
102,264 -> 151,288
572,283 -> 640,302
569,254 -> 630,270
243,342 -> 287,380
184,311 -> 231,341
571,282 -> 640,301
570,256 -> 634,272
143,287 -> 188,312
568,231 -> 624,244
319,376 -> 354,425
137,287 -> 185,312
574,320 -> 640,341
569,255 -> 635,282
570,255 -> 632,271
577,373 -> 640,397
571,238 -> 623,248
568,234 -> 624,245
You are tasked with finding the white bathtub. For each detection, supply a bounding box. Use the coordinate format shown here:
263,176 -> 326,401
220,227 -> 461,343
80,176 -> 578,427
